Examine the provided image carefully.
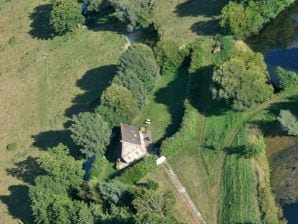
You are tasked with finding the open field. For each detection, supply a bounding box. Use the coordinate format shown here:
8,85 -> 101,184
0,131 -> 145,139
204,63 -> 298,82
153,0 -> 228,44
0,0 -> 126,223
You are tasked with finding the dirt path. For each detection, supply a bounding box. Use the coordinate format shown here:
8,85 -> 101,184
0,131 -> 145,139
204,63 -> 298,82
162,163 -> 207,224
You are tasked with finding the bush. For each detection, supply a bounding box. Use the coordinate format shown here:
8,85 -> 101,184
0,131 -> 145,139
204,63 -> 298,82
160,101 -> 199,157
277,110 -> 298,136
213,35 -> 235,65
116,156 -> 157,185
6,142 -> 17,151
276,66 -> 298,90
153,40 -> 188,74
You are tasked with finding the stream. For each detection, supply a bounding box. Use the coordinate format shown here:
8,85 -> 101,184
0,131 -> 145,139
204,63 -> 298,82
248,1 -> 298,223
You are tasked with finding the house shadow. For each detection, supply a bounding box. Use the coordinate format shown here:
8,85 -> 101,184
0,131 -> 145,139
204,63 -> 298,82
175,0 -> 228,18
64,64 -> 117,120
0,185 -> 33,224
6,157 -> 46,185
28,4 -> 56,40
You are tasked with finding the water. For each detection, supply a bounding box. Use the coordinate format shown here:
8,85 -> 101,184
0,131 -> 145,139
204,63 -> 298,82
248,2 -> 298,222
247,1 -> 298,77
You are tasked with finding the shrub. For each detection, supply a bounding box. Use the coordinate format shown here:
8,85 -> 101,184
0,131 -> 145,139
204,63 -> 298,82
160,101 -> 199,157
153,40 -> 188,74
6,142 -> 17,151
277,110 -> 298,136
276,66 -> 298,90
213,35 -> 235,65
116,155 -> 157,185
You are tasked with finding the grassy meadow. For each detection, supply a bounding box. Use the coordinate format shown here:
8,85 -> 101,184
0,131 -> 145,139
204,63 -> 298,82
0,0 -> 126,223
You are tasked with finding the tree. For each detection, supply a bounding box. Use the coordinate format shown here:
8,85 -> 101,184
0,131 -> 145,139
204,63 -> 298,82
37,144 -> 84,190
116,43 -> 159,96
211,51 -> 273,111
277,110 -> 298,136
29,144 -> 86,224
108,0 -> 153,31
100,83 -> 138,120
95,105 -> 128,127
153,40 -> 188,74
133,188 -> 176,218
98,180 -> 129,206
70,112 -> 112,157
276,66 -> 298,90
50,0 -> 85,34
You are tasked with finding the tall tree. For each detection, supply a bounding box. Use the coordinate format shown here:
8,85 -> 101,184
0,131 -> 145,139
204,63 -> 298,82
100,83 -> 138,120
70,112 -> 112,157
211,51 -> 273,111
50,0 -> 85,34
108,0 -> 153,31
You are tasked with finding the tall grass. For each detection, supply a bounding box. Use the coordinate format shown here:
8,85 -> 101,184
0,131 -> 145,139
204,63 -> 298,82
219,154 -> 261,223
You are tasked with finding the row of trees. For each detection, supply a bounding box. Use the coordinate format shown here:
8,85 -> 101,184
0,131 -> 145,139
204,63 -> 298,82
49,0 -> 154,34
69,43 -> 159,158
29,144 -> 181,224
220,0 -> 295,39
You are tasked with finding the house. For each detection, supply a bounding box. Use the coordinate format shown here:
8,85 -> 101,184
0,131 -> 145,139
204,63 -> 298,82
119,123 -> 153,165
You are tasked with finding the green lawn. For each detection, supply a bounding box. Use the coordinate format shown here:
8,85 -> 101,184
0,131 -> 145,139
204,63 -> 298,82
132,67 -> 189,144
153,0 -> 228,44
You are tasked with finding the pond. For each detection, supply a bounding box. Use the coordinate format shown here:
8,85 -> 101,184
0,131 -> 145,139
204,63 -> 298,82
248,1 -> 298,223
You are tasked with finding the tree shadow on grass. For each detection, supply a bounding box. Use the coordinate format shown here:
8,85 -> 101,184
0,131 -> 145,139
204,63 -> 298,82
6,157 -> 46,185
0,185 -> 33,224
153,67 -> 190,144
64,65 -> 117,120
175,0 -> 228,17
191,19 -> 221,36
31,130 -> 82,158
28,4 -> 56,40
188,65 -> 229,116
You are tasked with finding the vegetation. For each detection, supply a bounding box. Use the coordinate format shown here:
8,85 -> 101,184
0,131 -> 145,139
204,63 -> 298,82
114,43 -> 159,108
70,112 -> 112,157
116,156 -> 158,185
50,0 -> 85,34
100,83 -> 138,120
2,0 -> 295,223
220,0 -> 295,39
276,66 -> 298,90
277,110 -> 298,136
211,51 -> 274,111
219,154 -> 261,223
160,101 -> 199,157
153,40 -> 188,74
108,0 -> 153,31
29,144 -> 85,224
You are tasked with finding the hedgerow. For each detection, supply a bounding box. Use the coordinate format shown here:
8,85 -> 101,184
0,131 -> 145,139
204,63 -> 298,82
160,101 -> 199,157
116,155 -> 158,185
